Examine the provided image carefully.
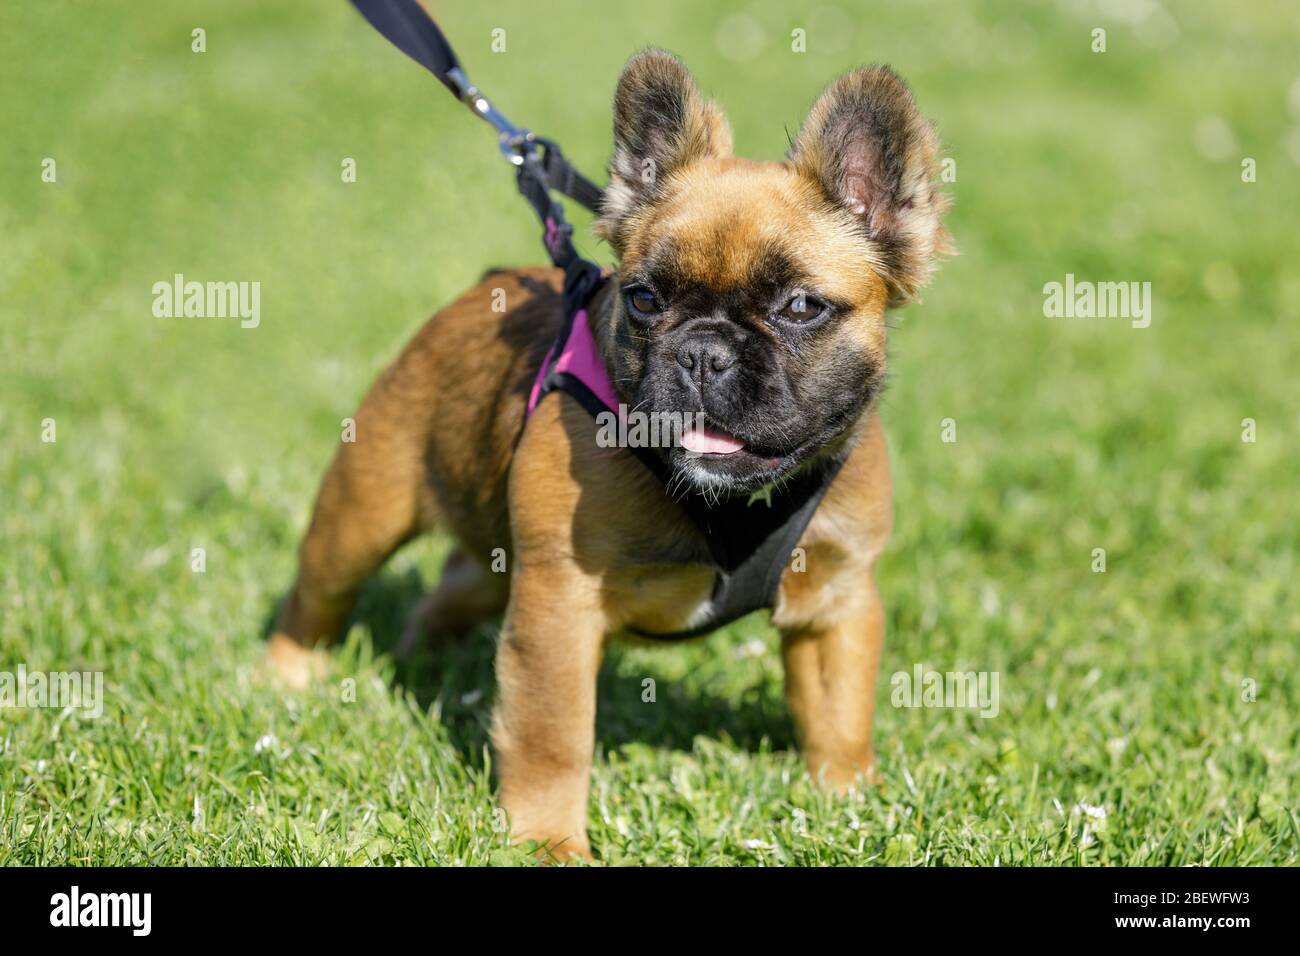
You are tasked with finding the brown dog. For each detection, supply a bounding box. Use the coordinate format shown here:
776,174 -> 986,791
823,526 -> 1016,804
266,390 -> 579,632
267,50 -> 950,860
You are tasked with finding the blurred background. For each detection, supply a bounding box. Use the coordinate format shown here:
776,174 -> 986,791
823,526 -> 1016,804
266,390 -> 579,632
1,0 -> 1296,864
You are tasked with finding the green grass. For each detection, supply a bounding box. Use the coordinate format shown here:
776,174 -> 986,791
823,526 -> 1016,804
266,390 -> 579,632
2,0 -> 1298,865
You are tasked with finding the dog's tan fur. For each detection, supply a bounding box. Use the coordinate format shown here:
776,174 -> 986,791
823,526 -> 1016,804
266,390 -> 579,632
267,50 -> 948,861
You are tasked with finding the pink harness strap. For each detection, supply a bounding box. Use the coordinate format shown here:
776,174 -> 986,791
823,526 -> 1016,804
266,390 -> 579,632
526,309 -> 620,418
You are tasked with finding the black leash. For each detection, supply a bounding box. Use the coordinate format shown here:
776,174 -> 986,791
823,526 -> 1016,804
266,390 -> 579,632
348,0 -> 604,293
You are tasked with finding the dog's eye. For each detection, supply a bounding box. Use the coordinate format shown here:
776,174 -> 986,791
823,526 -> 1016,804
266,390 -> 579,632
625,287 -> 661,317
777,294 -> 828,323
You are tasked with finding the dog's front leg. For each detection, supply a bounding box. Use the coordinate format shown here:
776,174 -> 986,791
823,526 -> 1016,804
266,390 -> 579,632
490,567 -> 605,862
779,572 -> 885,791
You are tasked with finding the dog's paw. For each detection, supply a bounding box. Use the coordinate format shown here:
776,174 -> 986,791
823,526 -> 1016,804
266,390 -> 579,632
263,632 -> 327,690
517,832 -> 593,864
806,750 -> 880,793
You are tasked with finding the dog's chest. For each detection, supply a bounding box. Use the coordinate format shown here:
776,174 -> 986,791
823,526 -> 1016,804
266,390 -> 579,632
608,560 -> 718,636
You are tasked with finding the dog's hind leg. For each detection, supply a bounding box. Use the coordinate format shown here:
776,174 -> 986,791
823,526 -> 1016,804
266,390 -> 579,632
266,372 -> 431,688
394,549 -> 509,657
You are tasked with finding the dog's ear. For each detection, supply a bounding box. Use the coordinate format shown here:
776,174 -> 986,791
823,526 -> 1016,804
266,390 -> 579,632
596,49 -> 732,252
789,65 -> 952,306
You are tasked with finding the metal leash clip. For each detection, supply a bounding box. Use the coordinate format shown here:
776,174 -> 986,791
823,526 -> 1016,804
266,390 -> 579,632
443,66 -> 538,166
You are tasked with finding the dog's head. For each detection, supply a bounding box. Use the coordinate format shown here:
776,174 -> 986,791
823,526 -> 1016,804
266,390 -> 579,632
596,50 -> 951,495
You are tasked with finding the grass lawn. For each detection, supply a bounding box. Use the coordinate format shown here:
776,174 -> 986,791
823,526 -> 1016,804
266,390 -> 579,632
1,0 -> 1297,865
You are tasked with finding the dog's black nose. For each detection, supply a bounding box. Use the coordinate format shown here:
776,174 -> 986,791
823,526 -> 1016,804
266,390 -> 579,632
676,337 -> 737,389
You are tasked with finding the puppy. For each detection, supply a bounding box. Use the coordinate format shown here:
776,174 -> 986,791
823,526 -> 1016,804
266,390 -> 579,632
267,50 -> 950,860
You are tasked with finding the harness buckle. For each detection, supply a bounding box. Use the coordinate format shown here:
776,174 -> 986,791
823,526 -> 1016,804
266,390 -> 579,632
498,130 -> 537,167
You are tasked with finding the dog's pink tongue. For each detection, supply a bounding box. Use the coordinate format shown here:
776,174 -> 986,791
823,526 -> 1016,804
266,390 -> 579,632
682,423 -> 745,455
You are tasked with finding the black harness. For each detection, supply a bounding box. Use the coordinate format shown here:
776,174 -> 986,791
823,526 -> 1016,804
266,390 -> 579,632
351,0 -> 844,640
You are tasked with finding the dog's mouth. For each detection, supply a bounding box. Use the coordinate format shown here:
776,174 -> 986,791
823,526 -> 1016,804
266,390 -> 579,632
674,420 -> 792,491
680,422 -> 747,456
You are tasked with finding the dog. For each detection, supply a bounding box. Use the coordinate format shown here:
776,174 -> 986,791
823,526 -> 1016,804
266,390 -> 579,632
266,49 -> 951,860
